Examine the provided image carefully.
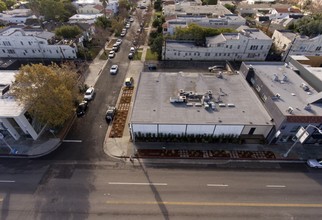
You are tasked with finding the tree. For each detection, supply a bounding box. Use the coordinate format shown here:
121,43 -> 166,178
3,0 -> 15,9
150,35 -> 163,60
28,0 -> 76,22
224,4 -> 236,13
11,63 -> 81,127
288,14 -> 322,37
95,16 -> 111,30
0,1 -> 7,12
55,25 -> 82,39
99,0 -> 107,17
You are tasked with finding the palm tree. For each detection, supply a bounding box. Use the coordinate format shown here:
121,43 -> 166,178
100,0 -> 108,17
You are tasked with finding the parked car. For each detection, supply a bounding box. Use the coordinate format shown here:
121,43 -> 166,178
125,23 -> 131,29
76,101 -> 88,117
84,87 -> 95,101
116,39 -> 122,46
110,64 -> 119,75
128,52 -> 134,60
125,77 -> 134,87
129,17 -> 134,22
120,31 -> 126,37
130,47 -> 135,53
307,158 -> 322,168
108,50 -> 115,58
105,106 -> 116,123
112,45 -> 119,52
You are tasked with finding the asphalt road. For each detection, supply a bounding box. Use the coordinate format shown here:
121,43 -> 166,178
0,161 -> 322,219
41,25 -> 138,161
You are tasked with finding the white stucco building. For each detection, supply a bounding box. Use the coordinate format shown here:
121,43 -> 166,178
163,14 -> 246,35
163,26 -> 272,61
246,0 -> 276,4
0,9 -> 34,25
0,71 -> 45,141
163,2 -> 231,17
272,30 -> 322,61
0,26 -> 77,60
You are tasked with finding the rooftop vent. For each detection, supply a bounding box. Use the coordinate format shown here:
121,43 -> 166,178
304,104 -> 312,111
273,74 -> 279,81
219,103 -> 226,107
300,83 -> 310,91
287,106 -> 294,114
282,74 -> 287,82
275,93 -> 281,98
0,84 -> 10,96
227,103 -> 235,107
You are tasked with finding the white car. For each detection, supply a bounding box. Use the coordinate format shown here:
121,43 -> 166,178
130,47 -> 135,53
307,159 -> 322,168
108,51 -> 115,58
110,65 -> 119,75
120,31 -> 126,37
116,39 -> 122,46
125,23 -> 131,29
129,18 -> 134,22
84,87 -> 95,101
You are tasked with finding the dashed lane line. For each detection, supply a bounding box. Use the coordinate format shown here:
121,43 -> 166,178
207,184 -> 229,187
106,201 -> 322,208
108,182 -> 168,186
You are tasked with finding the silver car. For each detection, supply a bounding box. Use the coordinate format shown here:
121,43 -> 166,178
307,158 -> 322,168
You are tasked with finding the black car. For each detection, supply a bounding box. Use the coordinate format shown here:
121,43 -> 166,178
76,101 -> 88,117
128,52 -> 134,60
105,106 -> 116,123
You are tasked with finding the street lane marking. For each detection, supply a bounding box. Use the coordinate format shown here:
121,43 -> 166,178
108,182 -> 167,186
266,185 -> 286,188
106,201 -> 322,208
62,140 -> 82,143
207,184 -> 229,187
0,180 -> 15,183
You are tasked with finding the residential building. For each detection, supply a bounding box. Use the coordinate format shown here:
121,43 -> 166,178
272,30 -> 322,61
69,13 -> 103,24
0,9 -> 35,24
246,0 -> 276,4
163,14 -> 246,35
287,55 -> 322,92
129,70 -> 274,143
240,62 -> 322,144
0,26 -> 77,60
0,71 -> 45,141
270,7 -> 303,20
73,0 -> 119,14
163,2 -> 231,17
163,26 -> 272,61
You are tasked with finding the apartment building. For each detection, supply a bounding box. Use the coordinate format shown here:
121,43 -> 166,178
0,26 -> 77,60
163,26 -> 272,61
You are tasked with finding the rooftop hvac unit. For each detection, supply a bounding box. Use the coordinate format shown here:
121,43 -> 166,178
227,103 -> 235,107
275,93 -> 281,98
304,104 -> 312,111
195,103 -> 202,107
300,83 -> 310,91
287,106 -> 294,114
219,103 -> 226,107
282,74 -> 287,82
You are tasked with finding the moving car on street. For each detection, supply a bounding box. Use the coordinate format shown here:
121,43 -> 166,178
110,65 -> 119,75
307,158 -> 322,168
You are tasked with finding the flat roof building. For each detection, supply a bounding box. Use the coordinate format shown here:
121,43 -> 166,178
130,70 -> 274,143
240,62 -> 322,144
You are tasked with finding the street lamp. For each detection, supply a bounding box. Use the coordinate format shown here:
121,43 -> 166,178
283,124 -> 322,158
